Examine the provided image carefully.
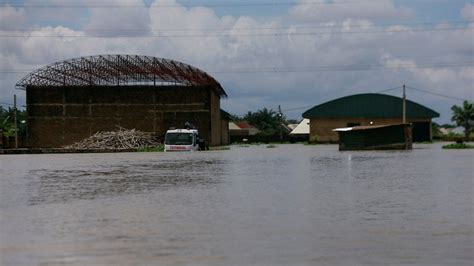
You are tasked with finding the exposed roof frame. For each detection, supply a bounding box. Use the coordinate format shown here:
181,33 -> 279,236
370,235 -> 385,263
16,54 -> 227,97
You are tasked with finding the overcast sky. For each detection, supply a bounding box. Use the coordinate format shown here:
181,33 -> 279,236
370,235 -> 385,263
1,0 -> 473,123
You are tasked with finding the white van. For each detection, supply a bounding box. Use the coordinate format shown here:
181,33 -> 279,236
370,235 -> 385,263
164,129 -> 204,151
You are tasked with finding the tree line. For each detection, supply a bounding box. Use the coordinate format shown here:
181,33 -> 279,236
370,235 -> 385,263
0,107 -> 27,137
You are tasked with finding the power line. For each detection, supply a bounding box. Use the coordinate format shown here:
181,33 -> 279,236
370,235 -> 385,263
405,85 -> 472,101
0,62 -> 472,75
377,86 -> 403,93
2,20 -> 470,32
282,105 -> 315,112
278,83 -> 471,115
0,0 -> 462,9
280,84 -> 407,112
212,62 -> 474,74
1,26 -> 471,38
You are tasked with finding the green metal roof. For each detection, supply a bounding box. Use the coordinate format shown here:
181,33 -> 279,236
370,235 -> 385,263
302,93 -> 439,119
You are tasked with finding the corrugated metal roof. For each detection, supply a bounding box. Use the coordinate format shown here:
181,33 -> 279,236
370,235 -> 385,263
302,93 -> 439,119
228,122 -> 241,130
235,122 -> 257,129
333,123 -> 409,132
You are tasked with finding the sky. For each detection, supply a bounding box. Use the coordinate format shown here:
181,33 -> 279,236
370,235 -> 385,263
0,0 -> 473,124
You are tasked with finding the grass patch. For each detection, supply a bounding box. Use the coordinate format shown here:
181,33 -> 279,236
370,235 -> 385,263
237,144 -> 251,147
209,146 -> 230,151
442,143 -> 474,149
137,145 -> 164,152
266,144 -> 277,148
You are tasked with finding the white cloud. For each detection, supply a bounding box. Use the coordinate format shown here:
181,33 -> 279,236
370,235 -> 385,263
0,5 -> 27,30
0,0 -> 472,123
84,0 -> 151,36
290,0 -> 415,22
461,3 -> 474,20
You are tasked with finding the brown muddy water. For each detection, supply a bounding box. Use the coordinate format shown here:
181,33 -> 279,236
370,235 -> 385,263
0,143 -> 473,266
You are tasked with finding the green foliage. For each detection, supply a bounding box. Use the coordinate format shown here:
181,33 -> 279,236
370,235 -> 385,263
437,132 -> 474,142
243,107 -> 285,136
431,123 -> 442,138
238,144 -> 250,147
440,123 -> 456,129
209,146 -> 230,150
229,113 -> 244,122
137,145 -> 164,152
442,143 -> 474,149
308,134 -> 318,144
0,107 -> 27,137
451,100 -> 474,141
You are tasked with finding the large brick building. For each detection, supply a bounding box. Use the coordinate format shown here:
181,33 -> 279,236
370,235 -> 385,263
302,93 -> 439,143
16,55 -> 228,148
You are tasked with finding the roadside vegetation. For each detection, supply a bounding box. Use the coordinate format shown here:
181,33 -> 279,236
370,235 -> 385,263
437,101 -> 473,149
450,100 -> 474,142
231,108 -> 291,143
0,107 -> 27,137
209,146 -> 230,151
442,143 -> 474,149
137,145 -> 164,152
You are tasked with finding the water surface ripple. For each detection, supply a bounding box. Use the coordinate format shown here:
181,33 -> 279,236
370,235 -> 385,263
1,144 -> 472,265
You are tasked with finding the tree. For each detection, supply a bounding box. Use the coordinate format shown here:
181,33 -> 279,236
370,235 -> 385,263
451,100 -> 474,141
0,106 -> 27,137
244,108 -> 284,136
229,113 -> 244,122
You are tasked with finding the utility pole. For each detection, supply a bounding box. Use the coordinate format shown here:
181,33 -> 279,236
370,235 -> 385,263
13,94 -> 18,149
402,84 -> 406,124
278,105 -> 283,143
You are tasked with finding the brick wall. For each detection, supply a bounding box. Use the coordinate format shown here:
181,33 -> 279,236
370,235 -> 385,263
27,85 -> 222,148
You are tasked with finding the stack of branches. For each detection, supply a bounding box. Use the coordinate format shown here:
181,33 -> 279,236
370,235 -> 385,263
65,127 -> 161,150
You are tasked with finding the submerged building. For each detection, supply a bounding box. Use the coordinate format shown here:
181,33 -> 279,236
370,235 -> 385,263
302,93 -> 439,143
16,55 -> 228,148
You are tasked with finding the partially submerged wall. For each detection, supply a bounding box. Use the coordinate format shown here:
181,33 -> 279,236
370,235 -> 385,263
27,85 -> 222,148
309,117 -> 432,143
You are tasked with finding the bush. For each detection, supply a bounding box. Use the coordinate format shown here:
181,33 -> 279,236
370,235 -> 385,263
137,145 -> 164,152
442,143 -> 474,149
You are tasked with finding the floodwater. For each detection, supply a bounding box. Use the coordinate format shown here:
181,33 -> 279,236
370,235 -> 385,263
0,144 -> 473,266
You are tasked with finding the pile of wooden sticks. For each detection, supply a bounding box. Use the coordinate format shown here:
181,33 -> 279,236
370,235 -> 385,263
65,127 -> 161,149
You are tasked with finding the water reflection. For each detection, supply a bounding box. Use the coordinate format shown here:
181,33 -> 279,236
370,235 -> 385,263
28,159 -> 226,205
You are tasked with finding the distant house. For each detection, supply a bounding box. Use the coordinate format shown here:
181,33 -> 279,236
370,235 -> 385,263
289,119 -> 310,141
231,121 -> 260,136
302,93 -> 439,143
290,119 -> 310,135
287,123 -> 299,131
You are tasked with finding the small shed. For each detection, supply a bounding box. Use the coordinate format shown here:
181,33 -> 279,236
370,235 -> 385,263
333,124 -> 412,151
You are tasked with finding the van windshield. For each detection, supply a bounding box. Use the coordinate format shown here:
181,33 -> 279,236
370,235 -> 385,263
165,133 -> 194,145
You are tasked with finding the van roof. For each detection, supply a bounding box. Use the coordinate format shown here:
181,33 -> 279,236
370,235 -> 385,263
166,129 -> 198,134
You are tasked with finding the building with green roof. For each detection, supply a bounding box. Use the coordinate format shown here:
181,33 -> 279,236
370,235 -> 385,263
302,93 -> 439,142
